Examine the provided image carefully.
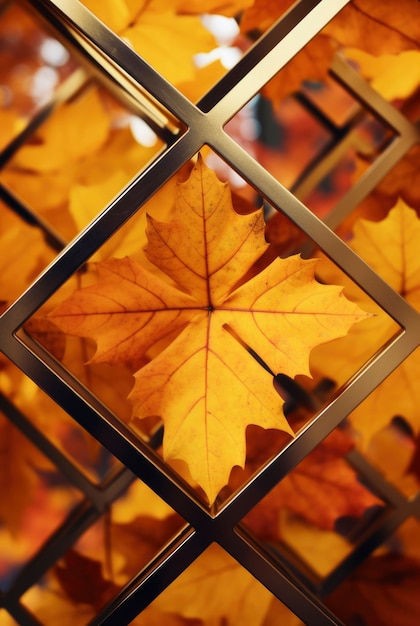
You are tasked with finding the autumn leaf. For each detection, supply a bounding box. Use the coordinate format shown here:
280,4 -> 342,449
82,0 -> 216,86
312,199 -> 420,441
324,0 -> 420,56
0,221 -> 54,305
10,89 -> 110,174
326,553 -> 420,626
111,513 -> 184,578
0,414 -> 41,533
177,0 -> 252,18
21,587 -> 95,626
240,0 -> 420,106
239,0 -> 296,35
234,426 -> 381,540
152,544 -> 273,626
50,157 -> 367,504
54,549 -> 120,611
375,145 -> 420,212
345,49 -> 420,101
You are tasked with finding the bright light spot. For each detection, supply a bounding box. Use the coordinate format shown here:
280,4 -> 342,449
201,14 -> 239,45
196,14 -> 241,70
31,66 -> 59,104
40,38 -> 70,67
130,116 -> 158,147
195,46 -> 242,70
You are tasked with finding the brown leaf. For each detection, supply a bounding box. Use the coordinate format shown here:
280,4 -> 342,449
325,0 -> 420,56
111,513 -> 184,578
54,549 -> 120,611
0,414 -> 43,534
239,428 -> 380,540
240,0 -> 296,35
262,35 -> 336,106
327,553 -> 420,626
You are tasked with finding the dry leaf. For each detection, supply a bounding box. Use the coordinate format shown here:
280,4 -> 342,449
326,553 -> 420,626
50,157 -> 367,503
375,145 -> 420,212
0,223 -> 54,305
238,427 -> 380,539
54,549 -> 120,611
325,0 -> 420,56
111,513 -> 184,578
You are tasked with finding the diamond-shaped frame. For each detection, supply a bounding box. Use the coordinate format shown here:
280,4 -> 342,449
1,1 -> 419,625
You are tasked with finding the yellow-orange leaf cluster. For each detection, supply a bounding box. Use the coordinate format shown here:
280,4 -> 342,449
312,199 -> 420,441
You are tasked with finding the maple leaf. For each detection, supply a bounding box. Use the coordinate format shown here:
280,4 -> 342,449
312,199 -> 420,442
50,157 -> 367,504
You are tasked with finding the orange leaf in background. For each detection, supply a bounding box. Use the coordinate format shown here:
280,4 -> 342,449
239,0 -> 296,34
326,553 -> 420,626
345,49 -> 420,101
262,35 -> 336,108
325,0 -> 420,56
312,199 -> 420,442
376,145 -> 420,212
54,550 -> 120,611
111,513 -> 184,578
131,609 -> 202,626
0,415 -> 45,533
177,0 -> 252,18
50,157 -> 367,503
240,0 -> 420,106
237,427 -> 380,540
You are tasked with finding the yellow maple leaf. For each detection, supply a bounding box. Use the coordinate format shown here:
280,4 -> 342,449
50,157 -> 367,503
82,0 -> 216,86
311,199 -> 420,442
10,89 -> 110,174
